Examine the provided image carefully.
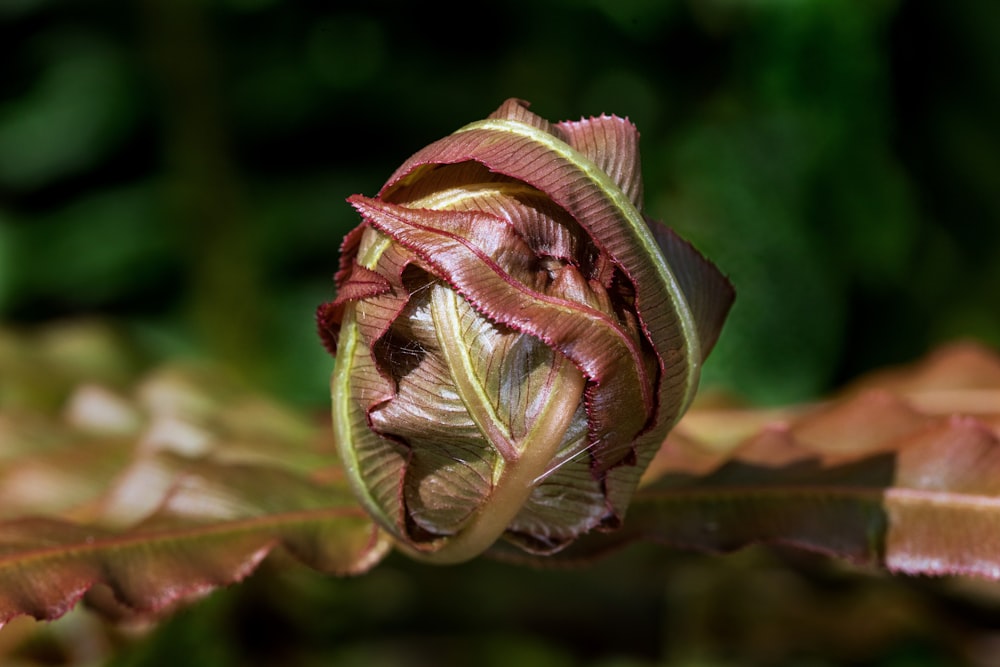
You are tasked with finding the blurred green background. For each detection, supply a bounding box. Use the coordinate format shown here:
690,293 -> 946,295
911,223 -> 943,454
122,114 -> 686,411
2,1 -> 1000,665
2,0 -> 999,407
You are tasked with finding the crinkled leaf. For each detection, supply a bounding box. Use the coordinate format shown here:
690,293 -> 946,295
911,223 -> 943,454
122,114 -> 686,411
0,457 -> 385,624
349,195 -> 654,470
334,243 -> 594,553
493,342 -> 1000,579
326,100 -> 734,559
0,339 -> 389,626
380,99 -> 707,431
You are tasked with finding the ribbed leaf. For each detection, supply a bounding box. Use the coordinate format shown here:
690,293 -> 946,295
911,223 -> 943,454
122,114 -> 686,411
324,99 -> 733,560
380,99 -> 705,432
554,113 -> 644,207
349,195 -> 653,470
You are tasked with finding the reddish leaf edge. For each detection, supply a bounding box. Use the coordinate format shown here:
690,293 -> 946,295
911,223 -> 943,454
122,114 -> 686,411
0,505 -> 389,627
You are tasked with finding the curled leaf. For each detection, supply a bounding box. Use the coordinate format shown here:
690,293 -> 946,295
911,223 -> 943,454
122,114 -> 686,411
318,99 -> 733,562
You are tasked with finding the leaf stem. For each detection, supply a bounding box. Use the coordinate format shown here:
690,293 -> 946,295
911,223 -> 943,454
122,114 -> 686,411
402,286 -> 585,564
430,286 -> 518,461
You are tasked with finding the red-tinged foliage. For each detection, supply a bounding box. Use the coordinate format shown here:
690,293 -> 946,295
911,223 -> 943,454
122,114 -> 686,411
3,319 -> 1000,650
0,350 -> 389,627
320,99 -> 734,561
0,488 -> 384,625
2,316 -> 1000,645
493,342 -> 1000,579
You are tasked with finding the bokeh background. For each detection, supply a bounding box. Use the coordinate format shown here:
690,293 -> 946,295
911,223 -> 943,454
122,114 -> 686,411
4,0 -> 999,408
2,0 -> 1000,665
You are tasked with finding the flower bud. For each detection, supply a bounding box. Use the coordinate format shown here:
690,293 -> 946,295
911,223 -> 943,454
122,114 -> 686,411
318,99 -> 733,563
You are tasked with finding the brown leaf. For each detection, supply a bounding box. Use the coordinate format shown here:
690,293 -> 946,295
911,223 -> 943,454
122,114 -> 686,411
0,325 -> 388,626
0,460 -> 387,624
